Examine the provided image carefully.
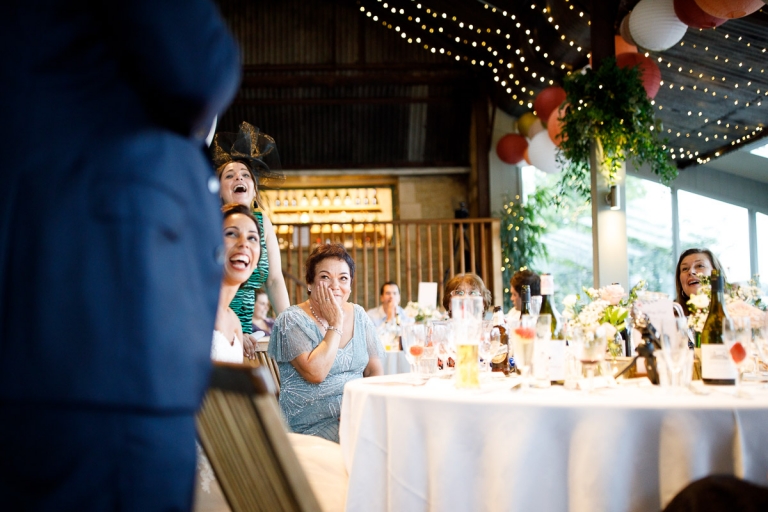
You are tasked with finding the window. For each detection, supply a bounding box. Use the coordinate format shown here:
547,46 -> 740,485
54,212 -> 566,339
678,190 -> 750,283
757,213 -> 768,295
625,176 -> 674,296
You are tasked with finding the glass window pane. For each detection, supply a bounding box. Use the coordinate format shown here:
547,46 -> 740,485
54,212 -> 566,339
678,190 -> 750,283
625,176 -> 674,296
757,213 -> 768,295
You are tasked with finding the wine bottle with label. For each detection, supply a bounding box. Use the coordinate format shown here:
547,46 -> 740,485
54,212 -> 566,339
539,274 -> 565,384
700,269 -> 736,385
520,285 -> 532,317
490,306 -> 510,375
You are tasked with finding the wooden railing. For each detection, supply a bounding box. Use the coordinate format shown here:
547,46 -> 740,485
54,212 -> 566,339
275,219 -> 502,310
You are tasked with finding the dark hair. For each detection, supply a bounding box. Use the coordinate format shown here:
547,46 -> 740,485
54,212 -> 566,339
304,243 -> 356,293
380,281 -> 400,295
675,248 -> 725,309
221,203 -> 262,242
217,160 -> 264,209
510,270 -> 540,296
442,273 -> 492,315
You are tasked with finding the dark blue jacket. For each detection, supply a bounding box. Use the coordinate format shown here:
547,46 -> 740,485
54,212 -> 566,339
0,0 -> 240,411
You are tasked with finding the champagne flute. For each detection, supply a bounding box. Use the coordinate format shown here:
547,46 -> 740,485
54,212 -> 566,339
723,317 -> 752,398
401,324 -> 426,382
660,318 -> 691,389
530,295 -> 543,317
431,320 -> 455,371
571,326 -> 607,393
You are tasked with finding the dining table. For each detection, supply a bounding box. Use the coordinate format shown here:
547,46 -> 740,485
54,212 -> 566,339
339,373 -> 768,512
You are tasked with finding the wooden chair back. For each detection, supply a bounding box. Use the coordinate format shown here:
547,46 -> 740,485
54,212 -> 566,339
196,362 -> 322,512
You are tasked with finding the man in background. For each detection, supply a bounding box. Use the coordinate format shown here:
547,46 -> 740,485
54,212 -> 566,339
367,281 -> 410,328
0,1 -> 240,509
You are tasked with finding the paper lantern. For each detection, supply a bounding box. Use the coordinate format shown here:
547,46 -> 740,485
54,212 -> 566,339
528,119 -> 545,139
496,134 -> 528,165
629,0 -> 688,51
534,86 -> 566,123
616,52 -> 662,98
591,35 -> 639,67
528,131 -> 562,175
620,14 -> 637,46
547,104 -> 568,147
674,0 -> 727,28
694,0 -> 763,18
517,112 -> 538,138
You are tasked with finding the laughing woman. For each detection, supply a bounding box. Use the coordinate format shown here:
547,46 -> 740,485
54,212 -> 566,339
211,204 -> 262,363
675,248 -> 725,315
269,244 -> 384,442
211,122 -> 290,360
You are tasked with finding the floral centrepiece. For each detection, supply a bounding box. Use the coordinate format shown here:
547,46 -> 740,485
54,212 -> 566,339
562,281 -> 647,357
403,302 -> 445,323
686,275 -> 765,333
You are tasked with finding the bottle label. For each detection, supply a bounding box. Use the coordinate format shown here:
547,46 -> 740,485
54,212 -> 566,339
540,275 -> 554,296
491,344 -> 509,364
548,339 -> 566,381
701,344 -> 737,380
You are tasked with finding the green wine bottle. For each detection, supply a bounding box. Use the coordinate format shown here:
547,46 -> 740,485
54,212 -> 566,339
700,269 -> 736,385
520,285 -> 532,317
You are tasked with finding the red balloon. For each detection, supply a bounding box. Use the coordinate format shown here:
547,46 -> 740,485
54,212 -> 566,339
547,103 -> 569,147
616,52 -> 662,99
674,0 -> 727,28
496,134 -> 528,164
534,86 -> 567,124
694,0 -> 763,19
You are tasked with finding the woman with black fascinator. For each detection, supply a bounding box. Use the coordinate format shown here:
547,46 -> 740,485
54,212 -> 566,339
210,121 -> 290,360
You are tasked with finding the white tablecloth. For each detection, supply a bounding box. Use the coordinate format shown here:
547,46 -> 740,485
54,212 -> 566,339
340,375 -> 768,512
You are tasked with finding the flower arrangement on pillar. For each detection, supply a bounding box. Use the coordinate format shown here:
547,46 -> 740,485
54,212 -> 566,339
556,58 -> 678,202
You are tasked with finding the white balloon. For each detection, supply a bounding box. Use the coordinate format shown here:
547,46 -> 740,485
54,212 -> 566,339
528,131 -> 562,175
629,0 -> 688,52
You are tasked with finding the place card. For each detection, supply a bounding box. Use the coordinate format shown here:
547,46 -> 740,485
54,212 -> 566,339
418,282 -> 438,309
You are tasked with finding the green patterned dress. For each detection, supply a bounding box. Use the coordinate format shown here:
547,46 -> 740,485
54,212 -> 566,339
229,210 -> 269,334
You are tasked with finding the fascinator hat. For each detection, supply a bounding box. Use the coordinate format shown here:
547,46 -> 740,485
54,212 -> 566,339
211,121 -> 285,189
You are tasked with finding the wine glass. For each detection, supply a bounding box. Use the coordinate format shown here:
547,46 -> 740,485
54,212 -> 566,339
660,318 -> 691,389
401,324 -> 427,382
571,326 -> 607,393
723,317 -> 752,397
530,295 -> 543,317
752,311 -> 768,381
510,316 -> 536,389
431,320 -> 455,371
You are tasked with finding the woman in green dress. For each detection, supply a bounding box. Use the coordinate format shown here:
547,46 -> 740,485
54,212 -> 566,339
211,122 -> 290,360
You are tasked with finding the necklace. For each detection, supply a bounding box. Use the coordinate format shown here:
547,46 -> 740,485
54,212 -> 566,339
308,301 -> 328,330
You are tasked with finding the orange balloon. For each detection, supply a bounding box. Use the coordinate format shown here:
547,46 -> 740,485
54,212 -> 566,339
547,104 -> 569,147
589,35 -> 639,67
694,0 -> 763,19
523,146 -> 531,165
616,52 -> 662,99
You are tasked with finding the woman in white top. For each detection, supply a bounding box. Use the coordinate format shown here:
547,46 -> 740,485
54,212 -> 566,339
211,203 -> 262,363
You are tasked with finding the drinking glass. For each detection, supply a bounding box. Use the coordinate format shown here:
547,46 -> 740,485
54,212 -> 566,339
660,318 -> 691,389
532,314 -> 552,386
530,295 -> 543,317
510,316 -> 536,389
452,296 -> 484,389
753,311 -> 768,380
723,317 -> 752,397
430,320 -> 455,371
401,323 -> 428,381
570,326 -> 607,393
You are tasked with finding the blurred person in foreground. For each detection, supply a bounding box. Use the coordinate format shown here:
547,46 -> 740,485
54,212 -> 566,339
675,248 -> 725,315
506,269 -> 541,322
442,273 -> 492,318
0,1 -> 240,509
269,244 -> 384,442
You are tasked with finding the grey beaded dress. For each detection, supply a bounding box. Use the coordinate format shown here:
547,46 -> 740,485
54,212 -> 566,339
268,304 -> 384,442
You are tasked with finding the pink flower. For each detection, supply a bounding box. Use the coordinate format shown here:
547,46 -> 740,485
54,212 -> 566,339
599,284 -> 625,306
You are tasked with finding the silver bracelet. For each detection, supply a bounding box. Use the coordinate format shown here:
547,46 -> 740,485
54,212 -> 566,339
327,325 -> 343,337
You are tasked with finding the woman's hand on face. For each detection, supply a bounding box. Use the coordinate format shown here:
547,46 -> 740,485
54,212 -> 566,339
314,282 -> 343,327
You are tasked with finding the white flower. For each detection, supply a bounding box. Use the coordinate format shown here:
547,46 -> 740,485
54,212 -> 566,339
601,322 -> 617,339
689,293 -> 710,310
562,294 -> 578,307
599,284 -> 625,306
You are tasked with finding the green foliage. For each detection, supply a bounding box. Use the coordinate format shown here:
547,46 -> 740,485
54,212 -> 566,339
498,187 -> 550,311
557,58 -> 678,202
